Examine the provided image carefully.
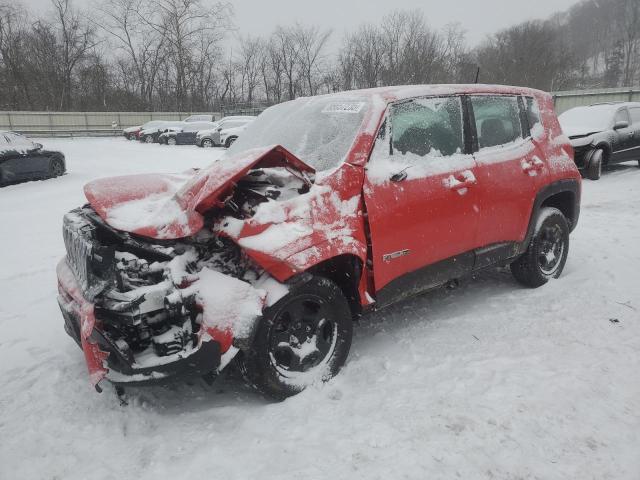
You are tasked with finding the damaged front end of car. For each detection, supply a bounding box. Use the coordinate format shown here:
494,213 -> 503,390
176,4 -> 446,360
56,146 -> 326,391
57,206 -> 260,389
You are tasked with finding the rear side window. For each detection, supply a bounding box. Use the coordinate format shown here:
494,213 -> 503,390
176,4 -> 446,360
524,96 -> 542,132
390,96 -> 464,158
470,96 -> 523,149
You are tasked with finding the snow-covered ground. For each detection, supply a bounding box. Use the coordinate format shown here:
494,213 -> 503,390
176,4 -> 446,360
1,138 -> 639,479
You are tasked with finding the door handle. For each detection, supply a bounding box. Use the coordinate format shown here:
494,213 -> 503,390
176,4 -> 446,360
522,158 -> 544,175
444,170 -> 476,192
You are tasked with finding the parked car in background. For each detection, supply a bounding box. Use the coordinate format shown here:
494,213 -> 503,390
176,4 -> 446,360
559,102 -> 640,180
139,122 -> 185,144
184,114 -> 215,123
123,125 -> 142,140
196,117 -> 256,147
158,122 -> 217,145
57,85 -> 580,399
1,132 -> 65,185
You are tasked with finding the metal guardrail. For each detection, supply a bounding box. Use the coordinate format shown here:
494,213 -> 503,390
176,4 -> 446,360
552,88 -> 640,114
0,111 -> 222,137
16,129 -> 124,138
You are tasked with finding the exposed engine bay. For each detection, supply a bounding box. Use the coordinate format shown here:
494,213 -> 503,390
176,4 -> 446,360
59,166 -> 311,380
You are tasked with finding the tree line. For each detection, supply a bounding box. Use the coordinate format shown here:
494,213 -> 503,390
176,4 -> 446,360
1,0 -> 639,112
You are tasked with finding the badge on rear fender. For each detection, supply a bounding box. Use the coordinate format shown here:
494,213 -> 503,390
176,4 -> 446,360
383,249 -> 411,263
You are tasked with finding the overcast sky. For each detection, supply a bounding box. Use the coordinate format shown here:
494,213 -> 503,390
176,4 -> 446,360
23,0 -> 579,45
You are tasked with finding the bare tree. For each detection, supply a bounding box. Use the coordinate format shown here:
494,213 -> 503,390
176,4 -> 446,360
294,24 -> 331,96
94,0 -> 166,109
50,0 -> 98,110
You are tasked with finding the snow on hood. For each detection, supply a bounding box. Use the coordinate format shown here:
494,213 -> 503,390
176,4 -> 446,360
84,145 -> 315,239
560,126 -> 603,138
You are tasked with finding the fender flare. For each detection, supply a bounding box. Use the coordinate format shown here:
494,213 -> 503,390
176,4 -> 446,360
519,179 -> 581,254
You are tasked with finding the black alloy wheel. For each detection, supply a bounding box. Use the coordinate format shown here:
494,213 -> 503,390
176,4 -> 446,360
238,276 -> 353,400
49,158 -> 64,178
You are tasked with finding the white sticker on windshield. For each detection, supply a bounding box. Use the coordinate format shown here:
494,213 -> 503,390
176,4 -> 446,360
322,102 -> 366,114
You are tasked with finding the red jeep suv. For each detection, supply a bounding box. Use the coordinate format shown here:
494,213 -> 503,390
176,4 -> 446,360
57,85 -> 581,398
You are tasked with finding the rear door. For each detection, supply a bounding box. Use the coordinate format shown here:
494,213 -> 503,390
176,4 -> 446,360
468,95 -> 546,263
363,95 -> 480,303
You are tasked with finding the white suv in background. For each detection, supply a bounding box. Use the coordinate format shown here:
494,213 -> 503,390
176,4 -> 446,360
196,116 -> 256,148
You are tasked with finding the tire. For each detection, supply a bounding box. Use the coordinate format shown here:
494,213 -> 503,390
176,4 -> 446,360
510,207 -> 570,288
586,148 -> 603,180
238,276 -> 353,400
167,137 -> 177,146
144,135 -> 154,144
225,136 -> 237,148
48,157 -> 64,178
201,138 -> 213,148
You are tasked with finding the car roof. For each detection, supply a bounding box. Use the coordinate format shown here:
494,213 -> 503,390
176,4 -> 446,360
300,84 -> 547,104
588,101 -> 640,109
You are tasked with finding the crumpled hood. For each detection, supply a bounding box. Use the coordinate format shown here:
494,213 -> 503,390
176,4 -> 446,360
84,145 -> 315,240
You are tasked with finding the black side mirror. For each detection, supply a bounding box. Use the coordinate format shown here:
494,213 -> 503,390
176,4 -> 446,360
614,120 -> 629,130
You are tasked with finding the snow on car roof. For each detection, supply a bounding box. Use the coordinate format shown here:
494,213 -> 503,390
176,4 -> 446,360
303,83 -> 547,104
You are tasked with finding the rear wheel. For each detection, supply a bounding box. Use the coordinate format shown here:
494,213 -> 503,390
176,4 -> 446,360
238,276 -> 353,400
49,158 -> 64,178
225,136 -> 238,148
586,148 -> 603,180
167,137 -> 177,146
510,207 -> 569,288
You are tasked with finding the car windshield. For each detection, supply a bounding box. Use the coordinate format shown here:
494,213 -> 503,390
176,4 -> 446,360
227,96 -> 371,171
559,105 -> 616,133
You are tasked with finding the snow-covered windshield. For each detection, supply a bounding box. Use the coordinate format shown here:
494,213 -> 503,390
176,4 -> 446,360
558,105 -> 616,134
227,96 -> 371,171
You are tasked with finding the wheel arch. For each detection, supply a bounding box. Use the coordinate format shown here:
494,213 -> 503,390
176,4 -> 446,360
306,254 -> 364,319
520,179 -> 581,253
594,142 -> 612,164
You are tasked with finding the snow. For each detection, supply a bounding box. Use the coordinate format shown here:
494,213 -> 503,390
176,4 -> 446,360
558,104 -> 617,136
1,138 -> 640,479
188,268 -> 265,339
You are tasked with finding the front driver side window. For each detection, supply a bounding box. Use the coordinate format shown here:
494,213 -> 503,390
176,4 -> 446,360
391,96 -> 464,159
471,96 -> 523,149
614,108 -> 630,126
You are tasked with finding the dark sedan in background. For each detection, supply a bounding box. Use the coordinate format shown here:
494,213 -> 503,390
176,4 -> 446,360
0,132 -> 65,186
559,102 -> 640,180
158,121 -> 217,145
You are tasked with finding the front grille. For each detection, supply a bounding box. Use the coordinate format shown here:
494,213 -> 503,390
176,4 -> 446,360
63,212 -> 94,291
62,209 -> 112,301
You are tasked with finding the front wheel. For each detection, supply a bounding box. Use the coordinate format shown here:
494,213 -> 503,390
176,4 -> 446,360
510,207 -> 569,288
586,148 -> 603,180
201,138 -> 213,148
225,136 -> 237,148
144,135 -> 154,144
48,158 -> 64,178
167,137 -> 177,146
238,276 -> 353,400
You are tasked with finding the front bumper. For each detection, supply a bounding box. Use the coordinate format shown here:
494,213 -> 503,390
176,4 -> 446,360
56,259 -> 222,388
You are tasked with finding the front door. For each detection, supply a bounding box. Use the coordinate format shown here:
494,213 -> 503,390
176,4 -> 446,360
611,108 -> 636,163
628,107 -> 640,161
363,95 -> 480,304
